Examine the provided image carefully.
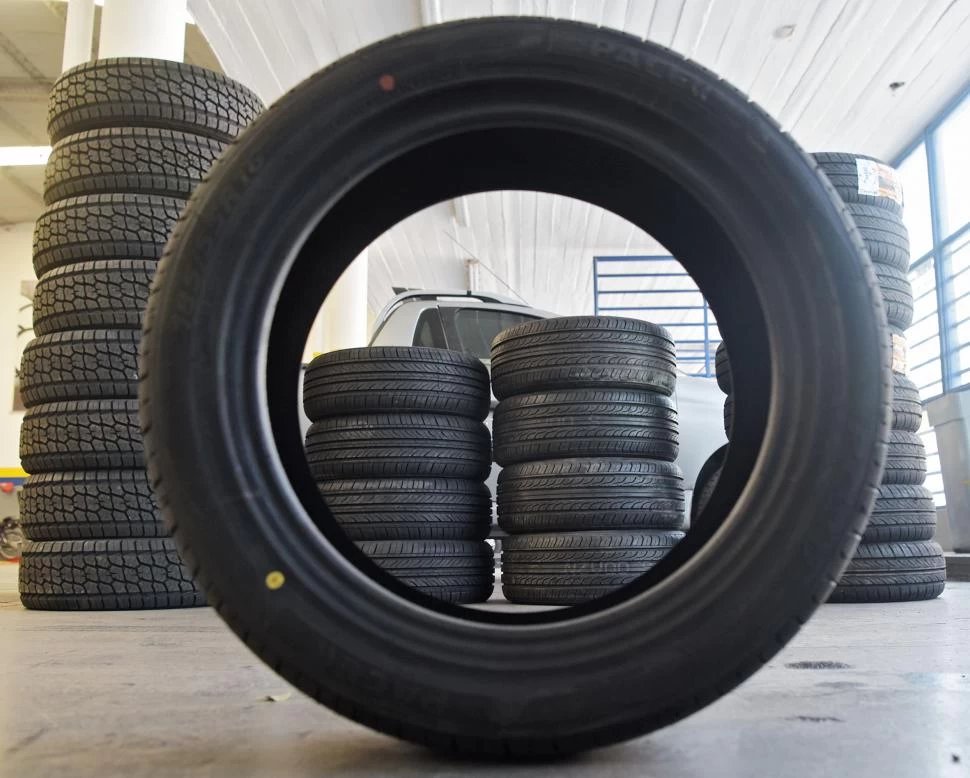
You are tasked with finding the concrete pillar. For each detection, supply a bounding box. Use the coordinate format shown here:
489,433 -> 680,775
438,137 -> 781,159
61,0 -> 96,71
98,0 -> 186,62
302,251 -> 369,362
926,391 -> 970,552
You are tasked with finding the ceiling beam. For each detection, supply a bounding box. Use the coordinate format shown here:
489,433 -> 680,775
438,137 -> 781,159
0,78 -> 53,100
0,31 -> 50,84
0,169 -> 44,207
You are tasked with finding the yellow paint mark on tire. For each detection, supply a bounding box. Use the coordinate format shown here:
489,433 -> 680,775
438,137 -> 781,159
265,571 -> 285,590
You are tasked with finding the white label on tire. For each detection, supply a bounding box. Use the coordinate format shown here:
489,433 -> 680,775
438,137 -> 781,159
892,332 -> 908,374
857,158 -> 904,205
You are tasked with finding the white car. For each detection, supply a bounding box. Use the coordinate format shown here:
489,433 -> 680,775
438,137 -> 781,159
368,290 -> 726,505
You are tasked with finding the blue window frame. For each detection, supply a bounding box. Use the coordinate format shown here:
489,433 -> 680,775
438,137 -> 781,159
592,255 -> 720,377
893,82 -> 970,507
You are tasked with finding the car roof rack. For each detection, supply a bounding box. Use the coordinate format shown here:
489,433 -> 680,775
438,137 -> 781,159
386,289 -> 527,307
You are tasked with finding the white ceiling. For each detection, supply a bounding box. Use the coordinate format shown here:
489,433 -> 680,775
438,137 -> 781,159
189,0 -> 970,318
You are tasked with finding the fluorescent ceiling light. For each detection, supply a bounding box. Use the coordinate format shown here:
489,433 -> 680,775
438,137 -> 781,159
0,146 -> 52,167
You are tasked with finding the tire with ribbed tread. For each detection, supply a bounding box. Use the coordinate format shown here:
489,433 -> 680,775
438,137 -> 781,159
33,193 -> 183,276
846,203 -> 910,271
18,537 -> 203,610
891,373 -> 922,432
19,470 -> 160,540
493,388 -> 678,465
490,316 -> 677,399
829,540 -> 945,603
497,458 -> 685,533
862,484 -> 936,543
305,413 -> 491,479
882,430 -> 926,485
33,260 -> 155,335
48,58 -> 263,144
874,263 -> 914,330
723,394 -> 734,438
714,342 -> 731,393
303,346 -> 490,421
502,530 -> 684,605
20,330 -> 139,406
44,127 -> 226,203
812,152 -> 903,216
318,478 -> 491,540
21,400 -> 144,472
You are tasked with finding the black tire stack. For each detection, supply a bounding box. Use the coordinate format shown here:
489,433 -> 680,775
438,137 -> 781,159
813,152 -> 944,603
491,317 -> 687,605
717,154 -> 945,603
303,347 -> 494,603
17,59 -> 263,610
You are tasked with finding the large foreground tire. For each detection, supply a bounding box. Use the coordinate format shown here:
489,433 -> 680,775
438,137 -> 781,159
502,530 -> 684,605
490,316 -> 677,399
140,19 -> 889,756
18,537 -> 203,610
303,346 -> 490,421
828,541 -> 945,603
493,389 -> 678,465
48,58 -> 263,144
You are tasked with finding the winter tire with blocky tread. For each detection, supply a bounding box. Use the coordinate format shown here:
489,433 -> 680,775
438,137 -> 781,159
47,58 -> 263,144
33,260 -> 155,335
33,193 -> 183,276
19,330 -> 140,406
18,537 -> 203,610
19,470 -> 161,540
21,400 -> 144,472
43,127 -> 226,203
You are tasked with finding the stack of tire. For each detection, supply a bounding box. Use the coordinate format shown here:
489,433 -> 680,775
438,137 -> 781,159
303,347 -> 494,603
17,59 -> 263,610
714,154 -> 946,603
814,152 -> 945,603
492,317 -> 686,605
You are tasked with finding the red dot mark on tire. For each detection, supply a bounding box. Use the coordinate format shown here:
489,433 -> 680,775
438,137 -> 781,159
379,74 -> 395,91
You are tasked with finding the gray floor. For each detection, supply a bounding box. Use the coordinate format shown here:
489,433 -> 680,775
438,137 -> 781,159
1,562 -> 968,778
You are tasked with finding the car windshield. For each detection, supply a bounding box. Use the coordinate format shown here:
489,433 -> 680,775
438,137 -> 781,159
441,308 -> 540,359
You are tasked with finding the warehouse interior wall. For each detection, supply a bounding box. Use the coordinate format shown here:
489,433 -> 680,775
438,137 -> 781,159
0,223 -> 35,472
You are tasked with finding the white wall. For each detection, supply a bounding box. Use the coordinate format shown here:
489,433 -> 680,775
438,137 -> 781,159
0,224 -> 35,472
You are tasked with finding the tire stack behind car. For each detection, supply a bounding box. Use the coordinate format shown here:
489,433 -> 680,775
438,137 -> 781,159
303,347 -> 494,603
491,316 -> 686,605
813,152 -> 945,603
17,59 -> 263,610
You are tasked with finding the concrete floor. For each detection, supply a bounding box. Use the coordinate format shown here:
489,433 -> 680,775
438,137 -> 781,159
1,561 -> 968,778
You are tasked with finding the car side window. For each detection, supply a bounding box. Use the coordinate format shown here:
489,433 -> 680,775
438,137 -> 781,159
413,308 -> 448,349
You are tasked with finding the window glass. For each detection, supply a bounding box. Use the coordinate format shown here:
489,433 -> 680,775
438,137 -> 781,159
898,144 -> 933,260
412,308 -> 447,349
908,259 -> 942,397
934,94 -> 970,239
443,309 -> 539,360
944,234 -> 970,390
